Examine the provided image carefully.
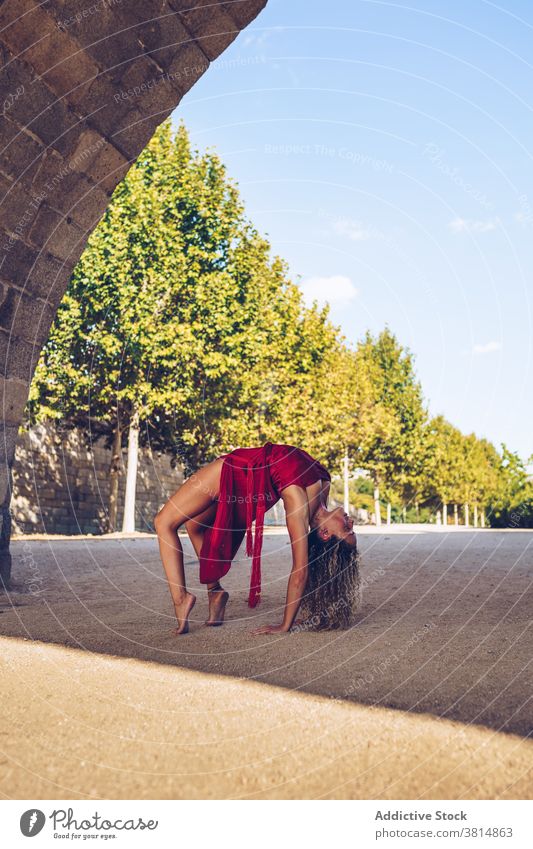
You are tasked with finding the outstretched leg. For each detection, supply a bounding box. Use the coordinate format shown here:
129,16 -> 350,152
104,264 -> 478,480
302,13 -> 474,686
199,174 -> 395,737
185,505 -> 229,626
154,458 -> 223,634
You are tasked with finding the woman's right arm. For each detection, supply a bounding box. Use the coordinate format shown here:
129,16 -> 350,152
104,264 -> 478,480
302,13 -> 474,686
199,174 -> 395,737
251,485 -> 309,635
281,488 -> 309,630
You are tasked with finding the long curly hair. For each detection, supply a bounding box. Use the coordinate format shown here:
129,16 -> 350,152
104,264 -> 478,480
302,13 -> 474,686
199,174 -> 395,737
295,528 -> 363,631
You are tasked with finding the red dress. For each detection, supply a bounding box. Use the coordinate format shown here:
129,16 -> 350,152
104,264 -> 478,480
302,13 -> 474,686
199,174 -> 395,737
199,442 -> 331,607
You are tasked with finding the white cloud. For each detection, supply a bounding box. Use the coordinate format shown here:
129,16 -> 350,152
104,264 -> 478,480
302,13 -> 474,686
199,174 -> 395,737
332,217 -> 379,241
242,27 -> 284,48
300,275 -> 358,307
473,341 -> 502,354
514,211 -> 533,227
449,217 -> 498,233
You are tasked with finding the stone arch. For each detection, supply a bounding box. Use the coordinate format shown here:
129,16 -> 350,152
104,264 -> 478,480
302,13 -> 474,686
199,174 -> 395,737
0,0 -> 267,582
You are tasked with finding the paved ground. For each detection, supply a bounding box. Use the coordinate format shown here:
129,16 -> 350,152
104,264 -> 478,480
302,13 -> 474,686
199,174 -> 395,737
0,527 -> 531,799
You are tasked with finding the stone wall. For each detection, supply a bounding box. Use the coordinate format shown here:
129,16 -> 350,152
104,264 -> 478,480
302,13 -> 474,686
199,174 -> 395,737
11,421 -> 183,535
10,422 -> 369,535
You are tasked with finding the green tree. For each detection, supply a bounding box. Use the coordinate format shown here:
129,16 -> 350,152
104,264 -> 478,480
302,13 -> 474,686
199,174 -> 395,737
488,446 -> 533,527
349,328 -> 428,523
423,416 -> 466,524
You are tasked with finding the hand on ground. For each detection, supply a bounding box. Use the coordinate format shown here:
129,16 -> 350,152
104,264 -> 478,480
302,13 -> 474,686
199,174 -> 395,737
251,623 -> 289,635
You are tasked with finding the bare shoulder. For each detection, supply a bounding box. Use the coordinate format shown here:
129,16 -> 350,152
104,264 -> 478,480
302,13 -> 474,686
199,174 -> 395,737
281,485 -> 310,531
280,484 -> 307,508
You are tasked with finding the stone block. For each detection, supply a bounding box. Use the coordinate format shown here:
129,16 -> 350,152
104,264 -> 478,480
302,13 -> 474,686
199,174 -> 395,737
38,488 -> 57,498
0,464 -> 12,501
32,98 -> 87,159
0,173 -> 42,236
0,424 -> 20,465
68,128 -> 130,193
164,41 -> 210,97
23,149 -> 109,229
0,112 -> 20,153
169,0 -> 239,60
0,43 -> 54,125
28,203 -> 86,264
0,281 -> 8,311
0,232 -> 41,286
0,329 -> 40,381
135,12 -> 200,74
24,251 -> 71,303
0,0 -> 58,52
0,375 -> 30,425
53,180 -> 110,231
66,66 -> 125,123
223,0 -> 268,28
64,87 -> 142,181
25,147 -> 67,197
0,122 -> 45,183
115,54 -> 180,118
0,286 -> 56,345
48,3 -> 146,68
106,108 -> 158,163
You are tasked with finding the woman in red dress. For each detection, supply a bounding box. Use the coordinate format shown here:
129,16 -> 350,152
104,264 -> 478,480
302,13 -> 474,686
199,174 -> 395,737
154,442 -> 361,635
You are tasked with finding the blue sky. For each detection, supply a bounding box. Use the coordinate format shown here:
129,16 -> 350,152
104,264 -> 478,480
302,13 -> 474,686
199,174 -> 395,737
173,0 -> 533,461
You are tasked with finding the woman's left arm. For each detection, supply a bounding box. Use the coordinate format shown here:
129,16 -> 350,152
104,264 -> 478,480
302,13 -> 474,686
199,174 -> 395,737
251,485 -> 309,635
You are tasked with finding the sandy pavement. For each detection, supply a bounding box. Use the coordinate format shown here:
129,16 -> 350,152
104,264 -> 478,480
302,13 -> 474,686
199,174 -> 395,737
0,526 -> 531,799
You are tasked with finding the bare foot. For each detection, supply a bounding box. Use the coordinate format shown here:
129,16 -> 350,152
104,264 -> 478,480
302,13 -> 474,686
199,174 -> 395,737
205,589 -> 229,626
171,592 -> 196,635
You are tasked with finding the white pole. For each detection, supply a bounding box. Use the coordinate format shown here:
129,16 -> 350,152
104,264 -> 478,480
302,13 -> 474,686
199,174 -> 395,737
443,503 -> 447,526
464,503 -> 470,528
480,510 -> 485,529
374,485 -> 382,526
454,504 -> 459,526
122,409 -> 140,533
343,452 -> 349,514
473,504 -> 478,528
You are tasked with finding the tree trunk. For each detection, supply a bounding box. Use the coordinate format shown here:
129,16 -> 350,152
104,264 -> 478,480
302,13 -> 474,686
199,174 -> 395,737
464,503 -> 470,527
122,409 -> 140,533
373,486 -> 382,526
107,421 -> 122,532
454,504 -> 458,526
402,506 -> 407,523
386,502 -> 391,525
436,509 -> 442,525
473,504 -> 478,528
343,452 -> 350,513
443,503 -> 448,526
480,510 -> 485,529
